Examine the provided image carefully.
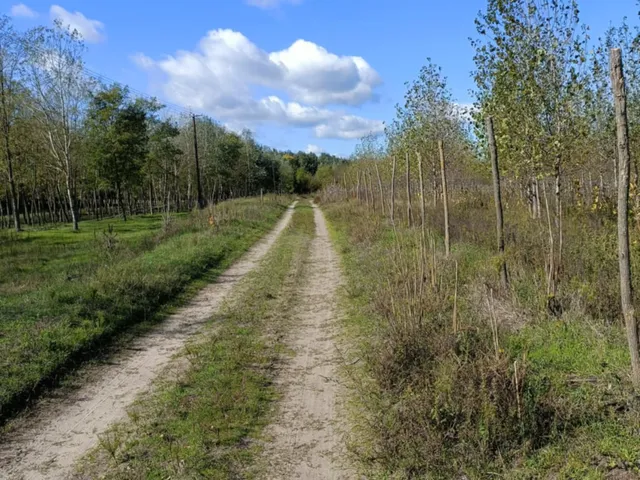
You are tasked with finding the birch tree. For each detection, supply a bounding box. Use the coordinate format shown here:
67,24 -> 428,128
23,22 -> 92,230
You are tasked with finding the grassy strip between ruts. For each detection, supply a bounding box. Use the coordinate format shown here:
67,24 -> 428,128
75,203 -> 316,480
0,197 -> 290,425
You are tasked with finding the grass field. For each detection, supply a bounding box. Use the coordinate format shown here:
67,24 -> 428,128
76,203 -> 315,479
0,197 -> 289,424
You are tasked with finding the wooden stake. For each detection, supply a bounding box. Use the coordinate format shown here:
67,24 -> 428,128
406,152 -> 413,227
390,156 -> 396,225
611,47 -> 640,387
375,163 -> 385,217
417,151 -> 426,229
453,260 -> 458,333
438,140 -> 450,256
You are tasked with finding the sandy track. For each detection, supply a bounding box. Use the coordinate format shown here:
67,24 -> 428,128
261,204 -> 351,479
0,202 -> 296,480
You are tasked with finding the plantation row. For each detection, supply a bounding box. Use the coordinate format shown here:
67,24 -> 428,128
317,0 -> 640,477
0,16 -> 342,232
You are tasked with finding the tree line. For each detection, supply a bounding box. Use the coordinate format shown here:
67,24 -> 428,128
0,16 -> 344,231
321,0 -> 640,387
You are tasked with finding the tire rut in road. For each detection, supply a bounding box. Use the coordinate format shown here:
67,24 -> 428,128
0,202 -> 297,480
260,203 -> 352,480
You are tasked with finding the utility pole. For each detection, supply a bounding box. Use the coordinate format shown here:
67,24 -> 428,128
192,113 -> 205,209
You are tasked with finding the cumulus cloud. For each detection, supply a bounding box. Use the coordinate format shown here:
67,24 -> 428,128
135,29 -> 384,140
50,5 -> 105,43
10,3 -> 37,18
270,40 -> 380,105
306,144 -> 323,154
315,115 -> 385,140
245,0 -> 302,9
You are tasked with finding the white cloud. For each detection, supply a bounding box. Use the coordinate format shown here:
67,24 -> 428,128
269,40 -> 381,106
50,5 -> 105,43
245,0 -> 302,9
136,28 -> 384,140
10,3 -> 37,18
306,144 -> 323,154
315,115 -> 385,140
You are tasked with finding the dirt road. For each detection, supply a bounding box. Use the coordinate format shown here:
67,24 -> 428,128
260,203 -> 351,479
0,203 -> 296,480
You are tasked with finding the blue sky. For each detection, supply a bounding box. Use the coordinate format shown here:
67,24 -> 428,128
3,0 -> 639,156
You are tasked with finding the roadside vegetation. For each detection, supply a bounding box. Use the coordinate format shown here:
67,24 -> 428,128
75,203 -> 315,479
0,197 -> 289,424
324,198 -> 639,478
316,1 -> 640,478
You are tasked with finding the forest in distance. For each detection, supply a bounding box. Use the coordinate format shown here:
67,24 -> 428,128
0,15 -> 344,232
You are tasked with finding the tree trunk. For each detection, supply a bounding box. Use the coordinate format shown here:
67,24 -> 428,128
0,194 -> 5,229
66,179 -> 78,230
367,170 -> 375,211
1,115 -> 19,232
439,141 -> 450,257
22,190 -> 31,226
192,115 -> 205,209
486,116 -> 508,288
6,166 -> 19,231
149,178 -> 154,215
534,177 -> 541,218
364,170 -> 371,209
116,182 -> 127,221
432,160 -> 438,207
610,47 -> 640,387
406,152 -> 413,227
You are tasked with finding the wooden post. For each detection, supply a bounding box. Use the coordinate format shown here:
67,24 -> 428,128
417,151 -> 426,229
486,116 -> 509,289
406,152 -> 413,227
611,47 -> 640,387
375,163 -> 385,217
390,155 -> 396,225
417,151 -> 427,294
363,170 -> 370,209
439,140 -> 450,256
367,169 -> 375,211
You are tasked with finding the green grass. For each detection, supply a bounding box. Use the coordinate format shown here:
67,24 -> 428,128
76,203 -> 316,479
0,197 -> 290,424
1,214 -> 179,299
323,199 -> 640,479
